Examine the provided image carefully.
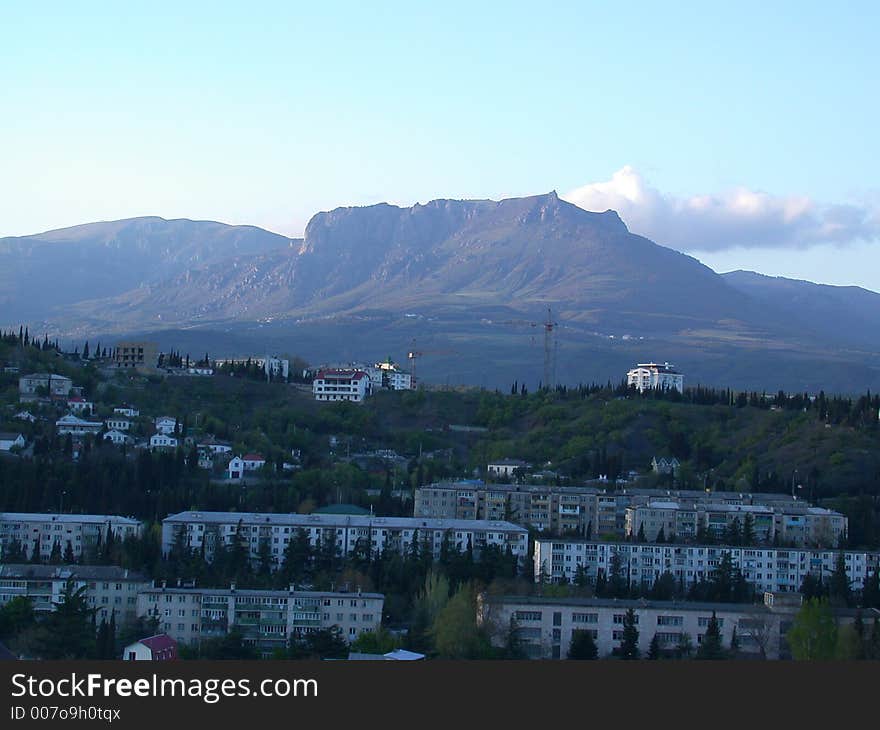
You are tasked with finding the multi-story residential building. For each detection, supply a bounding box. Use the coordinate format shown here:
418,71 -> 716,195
414,482 -> 845,547
162,511 -> 529,567
137,584 -> 383,655
626,362 -> 684,393
0,513 -> 143,562
478,593 -> 787,659
18,373 -> 73,402
55,414 -> 103,436
533,538 -> 879,595
105,417 -> 131,432
149,434 -> 178,450
312,368 -> 371,402
365,360 -> 413,391
0,564 -> 149,626
113,341 -> 158,371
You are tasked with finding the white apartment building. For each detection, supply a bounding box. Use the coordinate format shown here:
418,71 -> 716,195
0,513 -> 143,562
56,414 -> 103,436
162,511 -> 529,567
0,565 -> 145,625
366,360 -> 413,391
533,538 -> 879,595
0,564 -> 149,626
105,417 -> 131,432
312,369 -> 371,402
478,593 -> 788,659
627,362 -> 684,393
137,584 -> 383,654
487,459 -> 530,479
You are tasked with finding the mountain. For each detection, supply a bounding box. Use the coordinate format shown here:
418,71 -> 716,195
2,196 -> 880,392
722,270 -> 880,350
0,216 -> 293,322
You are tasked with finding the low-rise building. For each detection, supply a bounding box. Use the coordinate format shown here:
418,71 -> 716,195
13,411 -> 36,423
154,416 -> 177,435
104,430 -> 133,446
56,414 -> 103,436
0,433 -> 26,452
105,417 -> 131,432
137,584 -> 383,655
149,434 -> 178,450
67,397 -> 94,414
487,459 -> 530,479
18,373 -> 73,402
162,511 -> 529,568
123,633 -> 178,661
113,406 -> 140,418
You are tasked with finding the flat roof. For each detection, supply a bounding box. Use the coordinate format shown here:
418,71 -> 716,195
0,512 -> 141,525
0,564 -> 147,581
139,586 -> 384,600
487,594 -> 771,614
163,510 -> 527,533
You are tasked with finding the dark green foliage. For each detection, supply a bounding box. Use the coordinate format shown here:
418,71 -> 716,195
568,629 -> 598,660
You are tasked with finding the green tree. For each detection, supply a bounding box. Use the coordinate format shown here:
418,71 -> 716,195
431,584 -> 489,659
695,612 -> 726,659
616,608 -> 640,659
829,553 -> 851,607
787,598 -> 838,660
31,578 -> 96,659
647,633 -> 661,660
568,629 -> 598,660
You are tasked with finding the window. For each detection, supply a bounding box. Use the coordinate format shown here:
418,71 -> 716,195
514,611 -> 542,622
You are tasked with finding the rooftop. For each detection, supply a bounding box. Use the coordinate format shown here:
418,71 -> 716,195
163,510 -> 528,533
139,585 -> 384,600
0,512 -> 141,525
487,594 -> 772,614
0,564 -> 147,581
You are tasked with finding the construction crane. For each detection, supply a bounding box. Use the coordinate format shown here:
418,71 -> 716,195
407,342 -> 459,386
499,307 -> 559,389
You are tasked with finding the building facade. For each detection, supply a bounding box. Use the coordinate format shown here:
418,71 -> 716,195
627,362 -> 684,393
0,564 -> 149,626
312,369 -> 371,402
533,538 -> 879,595
0,513 -> 143,562
18,373 -> 73,402
162,511 -> 529,567
113,341 -> 158,371
137,584 -> 383,655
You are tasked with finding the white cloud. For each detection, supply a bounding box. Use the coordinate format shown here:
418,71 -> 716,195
562,166 -> 880,251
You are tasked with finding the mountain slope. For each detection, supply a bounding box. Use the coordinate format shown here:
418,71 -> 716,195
57,192 -> 778,338
722,270 -> 880,349
0,216 -> 293,322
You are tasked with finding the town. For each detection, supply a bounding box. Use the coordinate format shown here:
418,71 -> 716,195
1,329 -> 879,661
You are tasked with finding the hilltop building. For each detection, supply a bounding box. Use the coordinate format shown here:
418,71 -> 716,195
627,362 -> 684,393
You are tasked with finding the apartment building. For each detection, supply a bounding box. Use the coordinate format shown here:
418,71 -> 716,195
56,414 -> 103,436
18,373 -> 73,402
0,564 -> 149,626
162,511 -> 529,567
478,593 -> 785,659
0,513 -> 143,562
414,482 -> 845,547
113,341 -> 158,371
312,369 -> 371,402
137,584 -> 383,655
626,362 -> 684,393
533,538 -> 879,595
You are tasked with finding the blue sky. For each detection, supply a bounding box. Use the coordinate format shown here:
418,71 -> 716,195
2,2 -> 878,288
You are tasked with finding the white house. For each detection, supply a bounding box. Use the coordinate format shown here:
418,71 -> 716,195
56,414 -> 103,435
67,397 -> 95,414
122,634 -> 178,661
242,453 -> 266,471
103,430 -> 133,446
200,441 -> 232,455
113,406 -> 140,418
627,362 -> 684,393
0,433 -> 26,452
186,367 -> 214,376
487,459 -> 530,478
13,411 -> 36,423
154,416 -> 177,435
150,434 -> 178,449
105,417 -> 131,432
312,368 -> 371,402
227,456 -> 245,480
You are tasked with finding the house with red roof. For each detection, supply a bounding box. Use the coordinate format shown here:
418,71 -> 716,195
228,453 -> 266,480
122,633 -> 178,661
312,368 -> 371,402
